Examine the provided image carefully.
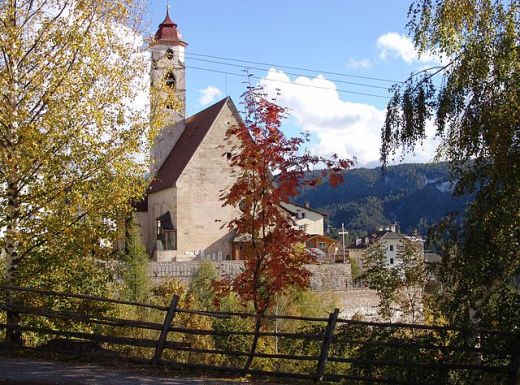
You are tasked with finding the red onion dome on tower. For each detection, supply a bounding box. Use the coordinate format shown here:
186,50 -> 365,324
153,9 -> 187,47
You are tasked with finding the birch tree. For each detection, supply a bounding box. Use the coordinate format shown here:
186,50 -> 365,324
381,0 -> 519,330
0,0 -> 160,342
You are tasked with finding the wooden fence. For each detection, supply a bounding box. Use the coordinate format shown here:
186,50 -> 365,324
0,285 -> 518,384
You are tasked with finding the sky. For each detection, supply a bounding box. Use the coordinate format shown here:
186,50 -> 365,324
144,0 -> 442,168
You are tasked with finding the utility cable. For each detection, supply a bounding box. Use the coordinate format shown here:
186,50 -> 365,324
184,56 -> 391,91
185,51 -> 402,84
185,65 -> 391,100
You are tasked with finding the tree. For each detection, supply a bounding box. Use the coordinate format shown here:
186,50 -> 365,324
215,85 -> 351,370
349,256 -> 361,281
360,241 -> 398,320
120,214 -> 151,303
187,260 -> 219,311
0,0 -> 162,343
361,237 -> 426,323
381,0 -> 519,330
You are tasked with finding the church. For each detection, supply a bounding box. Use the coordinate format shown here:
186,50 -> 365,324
136,9 -> 332,263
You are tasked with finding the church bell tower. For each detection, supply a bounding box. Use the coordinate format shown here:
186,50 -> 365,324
150,6 -> 188,171
150,7 -> 187,124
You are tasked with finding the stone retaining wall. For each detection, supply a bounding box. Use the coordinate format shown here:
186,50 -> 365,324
149,261 -> 352,291
340,289 -> 381,319
149,261 -> 385,320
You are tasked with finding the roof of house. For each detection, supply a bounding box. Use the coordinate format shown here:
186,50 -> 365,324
346,230 -> 405,249
306,234 -> 338,243
281,201 -> 328,217
149,97 -> 230,193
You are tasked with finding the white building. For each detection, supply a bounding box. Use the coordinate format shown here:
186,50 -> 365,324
346,228 -> 425,271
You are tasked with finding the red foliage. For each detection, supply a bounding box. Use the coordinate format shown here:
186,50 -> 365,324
214,86 -> 352,315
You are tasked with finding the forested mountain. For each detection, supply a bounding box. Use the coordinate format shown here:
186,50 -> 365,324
296,163 -> 473,237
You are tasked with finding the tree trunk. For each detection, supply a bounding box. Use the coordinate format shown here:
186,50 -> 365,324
243,316 -> 262,372
4,1 -> 22,346
4,181 -> 22,346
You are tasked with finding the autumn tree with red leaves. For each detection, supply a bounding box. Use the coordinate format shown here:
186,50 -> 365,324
215,85 -> 351,370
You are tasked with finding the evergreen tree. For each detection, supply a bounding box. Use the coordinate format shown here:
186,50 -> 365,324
187,260 -> 219,311
121,215 -> 151,303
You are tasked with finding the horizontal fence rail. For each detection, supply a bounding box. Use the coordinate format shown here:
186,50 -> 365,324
0,285 -> 518,384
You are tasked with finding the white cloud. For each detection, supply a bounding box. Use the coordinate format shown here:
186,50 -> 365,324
258,69 -> 384,166
198,86 -> 222,106
376,32 -> 439,65
258,68 -> 439,167
346,58 -> 372,69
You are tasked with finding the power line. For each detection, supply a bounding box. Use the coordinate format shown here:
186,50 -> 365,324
185,51 -> 402,84
185,65 -> 391,100
184,55 -> 391,91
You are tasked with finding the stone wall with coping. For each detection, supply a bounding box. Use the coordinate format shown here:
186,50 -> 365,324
149,261 -> 352,291
149,261 -> 385,320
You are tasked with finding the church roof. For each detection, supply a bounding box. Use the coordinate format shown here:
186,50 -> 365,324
150,97 -> 231,193
153,9 -> 187,46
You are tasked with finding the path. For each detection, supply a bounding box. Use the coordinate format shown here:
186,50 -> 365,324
0,357 -> 271,385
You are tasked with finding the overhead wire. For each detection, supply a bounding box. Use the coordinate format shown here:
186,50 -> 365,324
184,65 -> 392,100
184,51 -> 402,84
184,55 -> 391,91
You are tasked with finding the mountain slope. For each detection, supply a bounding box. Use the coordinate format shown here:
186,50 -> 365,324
296,163 -> 472,236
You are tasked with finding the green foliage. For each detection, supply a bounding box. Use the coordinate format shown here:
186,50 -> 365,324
12,251 -> 116,346
360,241 -> 397,320
151,278 -> 186,307
334,322 -> 513,385
360,238 -> 426,322
336,325 -> 449,384
120,215 -> 151,303
481,284 -> 520,332
349,257 -> 361,280
380,0 -> 519,330
187,260 -> 219,311
0,251 -> 5,286
0,0 -> 158,290
212,293 -> 252,367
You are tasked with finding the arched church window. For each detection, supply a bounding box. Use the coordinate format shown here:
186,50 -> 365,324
165,72 -> 176,89
166,48 -> 174,60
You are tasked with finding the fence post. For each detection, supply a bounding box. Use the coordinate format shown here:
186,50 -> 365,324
152,294 -> 179,366
315,308 -> 339,382
509,343 -> 520,385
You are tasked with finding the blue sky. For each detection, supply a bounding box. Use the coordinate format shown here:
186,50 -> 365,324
145,0 -> 441,167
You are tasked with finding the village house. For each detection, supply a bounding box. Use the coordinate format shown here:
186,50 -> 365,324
136,9 -> 330,263
346,225 -> 425,271
280,202 -> 339,261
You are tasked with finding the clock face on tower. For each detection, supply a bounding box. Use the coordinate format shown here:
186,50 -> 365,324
166,48 -> 174,60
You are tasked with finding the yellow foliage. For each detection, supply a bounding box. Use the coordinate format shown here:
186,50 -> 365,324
0,0 -> 171,286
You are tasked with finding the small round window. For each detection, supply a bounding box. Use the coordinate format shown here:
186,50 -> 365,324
166,48 -> 174,60
165,72 -> 176,89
